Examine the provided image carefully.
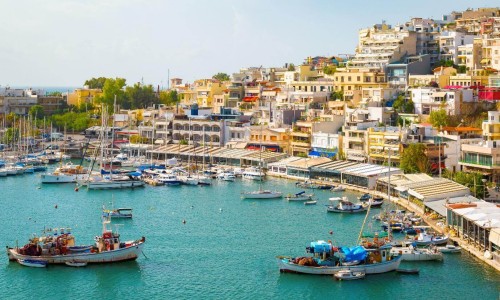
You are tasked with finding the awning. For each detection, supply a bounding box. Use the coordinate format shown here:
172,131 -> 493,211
243,96 -> 259,102
394,186 -> 409,192
480,58 -> 491,64
424,199 -> 448,216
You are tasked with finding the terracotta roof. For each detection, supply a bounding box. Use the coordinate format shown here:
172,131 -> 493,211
441,126 -> 482,132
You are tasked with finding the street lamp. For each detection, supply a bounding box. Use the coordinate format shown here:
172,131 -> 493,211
482,178 -> 487,200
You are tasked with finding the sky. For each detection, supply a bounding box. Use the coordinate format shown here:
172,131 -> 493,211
0,0 -> 499,87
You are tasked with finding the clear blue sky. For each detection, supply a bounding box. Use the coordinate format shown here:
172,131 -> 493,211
0,0 -> 498,87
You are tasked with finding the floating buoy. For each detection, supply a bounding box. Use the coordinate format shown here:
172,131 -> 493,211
74,187 -> 79,192
55,205 -> 58,209
182,219 -> 186,224
37,186 -> 41,189
219,208 -> 223,212
329,230 -> 333,235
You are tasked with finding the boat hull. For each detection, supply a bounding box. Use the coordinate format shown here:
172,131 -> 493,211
7,242 -> 145,264
242,192 -> 283,199
41,173 -> 89,183
86,180 -> 145,190
390,249 -> 443,261
276,256 -> 401,275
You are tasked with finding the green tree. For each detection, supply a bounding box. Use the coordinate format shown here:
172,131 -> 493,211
287,63 -> 296,71
331,91 -> 343,100
393,94 -> 414,113
429,109 -> 448,128
48,91 -> 62,96
84,77 -> 107,89
400,143 -> 429,174
212,73 -> 230,81
29,105 -> 45,118
323,65 -> 337,75
449,171 -> 489,199
159,90 -> 179,106
94,77 -> 127,109
124,83 -> 158,109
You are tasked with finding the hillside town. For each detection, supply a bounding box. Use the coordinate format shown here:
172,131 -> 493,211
1,7 -> 500,272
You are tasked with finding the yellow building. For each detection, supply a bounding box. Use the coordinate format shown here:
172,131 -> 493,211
333,69 -> 387,104
249,127 -> 290,153
194,79 -> 227,107
449,71 -> 489,87
367,127 -> 405,165
67,88 -> 102,106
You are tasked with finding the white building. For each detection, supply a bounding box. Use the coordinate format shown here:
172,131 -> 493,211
410,87 -> 473,115
438,31 -> 475,63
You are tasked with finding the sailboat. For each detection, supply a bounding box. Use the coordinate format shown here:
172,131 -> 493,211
241,123 -> 282,199
80,98 -> 145,190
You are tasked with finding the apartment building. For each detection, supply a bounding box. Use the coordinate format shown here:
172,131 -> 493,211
459,111 -> 500,184
367,127 -> 407,166
480,37 -> 500,70
67,87 -> 102,106
193,79 -> 226,107
410,87 -> 473,115
438,31 -> 475,63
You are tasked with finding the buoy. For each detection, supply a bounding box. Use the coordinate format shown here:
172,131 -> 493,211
37,186 -> 41,189
55,204 -> 58,209
182,219 -> 186,224
329,230 -> 333,235
74,187 -> 79,192
219,208 -> 223,212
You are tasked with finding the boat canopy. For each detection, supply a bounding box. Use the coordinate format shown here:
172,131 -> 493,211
340,246 -> 367,262
309,240 -> 332,253
296,191 -> 306,196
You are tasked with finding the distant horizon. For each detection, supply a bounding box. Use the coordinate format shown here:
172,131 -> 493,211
1,1 -> 499,86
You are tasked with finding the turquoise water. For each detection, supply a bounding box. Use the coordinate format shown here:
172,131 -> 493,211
0,174 -> 499,299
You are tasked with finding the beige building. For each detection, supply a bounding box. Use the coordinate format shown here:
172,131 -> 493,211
367,127 -> 407,166
333,69 -> 387,104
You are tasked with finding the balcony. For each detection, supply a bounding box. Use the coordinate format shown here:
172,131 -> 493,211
291,141 -> 311,148
459,159 -> 500,169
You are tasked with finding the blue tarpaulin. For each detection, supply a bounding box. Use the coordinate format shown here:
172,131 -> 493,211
340,246 -> 367,262
310,241 -> 332,253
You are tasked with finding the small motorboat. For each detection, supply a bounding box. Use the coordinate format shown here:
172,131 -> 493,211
358,193 -> 371,202
331,185 -> 346,192
102,208 -> 133,219
286,191 -> 313,201
304,200 -> 317,205
65,261 -> 88,267
327,197 -> 366,213
396,268 -> 419,275
437,244 -> 461,253
334,269 -> 365,281
17,259 -> 48,268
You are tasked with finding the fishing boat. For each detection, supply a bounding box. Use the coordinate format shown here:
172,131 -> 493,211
102,207 -> 133,219
390,244 -> 443,261
437,244 -> 461,253
285,191 -> 313,201
7,218 -> 146,265
331,185 -> 346,192
334,269 -> 365,281
276,240 -> 401,275
65,261 -> 88,267
157,173 -> 182,186
17,259 -> 47,268
327,197 -> 366,213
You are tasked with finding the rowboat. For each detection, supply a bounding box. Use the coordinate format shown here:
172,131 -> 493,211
17,259 -> 47,268
65,261 -> 88,267
334,269 -> 365,280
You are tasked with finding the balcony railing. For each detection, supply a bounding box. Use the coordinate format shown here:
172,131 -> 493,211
459,159 -> 499,167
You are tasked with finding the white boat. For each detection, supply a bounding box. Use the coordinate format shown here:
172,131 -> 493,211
304,200 -> 317,205
157,173 -> 182,186
327,197 -> 366,213
217,171 -> 236,182
437,244 -> 461,253
408,230 -> 449,246
334,269 -> 365,280
82,175 -> 146,190
331,185 -> 346,192
7,219 -> 146,265
242,189 -> 283,199
102,208 -> 133,219
197,175 -> 212,186
178,175 -> 199,186
41,164 -> 90,183
65,261 -> 88,267
0,169 -> 7,177
285,191 -> 313,201
17,259 -> 48,268
390,245 -> 443,261
242,167 -> 265,181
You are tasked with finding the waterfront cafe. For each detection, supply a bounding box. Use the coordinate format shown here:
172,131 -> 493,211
446,201 -> 500,255
285,157 -> 331,179
267,157 -> 304,176
310,161 -> 402,189
147,145 -> 286,167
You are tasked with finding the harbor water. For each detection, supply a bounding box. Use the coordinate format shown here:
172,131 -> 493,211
0,174 -> 499,299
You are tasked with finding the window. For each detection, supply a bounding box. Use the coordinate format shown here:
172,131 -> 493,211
348,76 -> 351,82
357,76 -> 361,81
